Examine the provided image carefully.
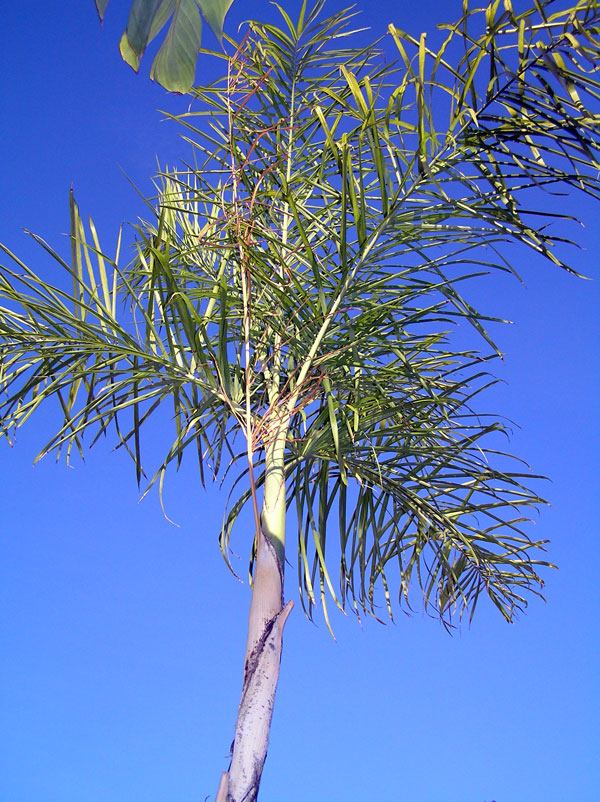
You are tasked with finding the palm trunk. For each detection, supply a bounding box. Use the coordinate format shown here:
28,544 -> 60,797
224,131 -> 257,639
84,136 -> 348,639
216,419 -> 291,802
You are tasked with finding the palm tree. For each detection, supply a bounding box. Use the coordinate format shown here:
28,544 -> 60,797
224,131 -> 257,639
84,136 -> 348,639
1,2 -> 599,799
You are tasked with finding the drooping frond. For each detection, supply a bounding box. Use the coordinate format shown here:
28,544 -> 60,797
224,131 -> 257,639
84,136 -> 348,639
0,192 -> 241,500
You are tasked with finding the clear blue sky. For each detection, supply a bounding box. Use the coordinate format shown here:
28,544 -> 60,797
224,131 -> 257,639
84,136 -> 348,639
1,2 -> 598,801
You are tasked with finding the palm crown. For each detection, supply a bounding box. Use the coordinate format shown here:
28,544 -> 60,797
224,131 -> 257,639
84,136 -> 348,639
2,0 -> 599,634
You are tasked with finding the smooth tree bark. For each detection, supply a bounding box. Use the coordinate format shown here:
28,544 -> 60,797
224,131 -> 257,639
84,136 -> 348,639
220,535 -> 292,801
218,422 -> 293,802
